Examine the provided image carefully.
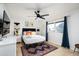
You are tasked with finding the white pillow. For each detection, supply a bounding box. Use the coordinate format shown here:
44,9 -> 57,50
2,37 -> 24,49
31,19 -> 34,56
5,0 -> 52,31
24,35 -> 31,38
32,32 -> 36,35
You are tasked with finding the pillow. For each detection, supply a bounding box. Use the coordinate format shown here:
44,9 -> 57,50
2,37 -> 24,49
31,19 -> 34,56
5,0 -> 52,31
23,32 -> 26,35
23,35 -> 31,38
32,32 -> 36,35
26,31 -> 32,35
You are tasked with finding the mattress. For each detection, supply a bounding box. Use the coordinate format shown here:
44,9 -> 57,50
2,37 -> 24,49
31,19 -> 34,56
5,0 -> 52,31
23,35 -> 45,44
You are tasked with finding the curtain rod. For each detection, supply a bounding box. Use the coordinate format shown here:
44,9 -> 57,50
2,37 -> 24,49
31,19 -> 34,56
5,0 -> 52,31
48,21 -> 64,24
52,16 -> 70,21
48,16 -> 70,24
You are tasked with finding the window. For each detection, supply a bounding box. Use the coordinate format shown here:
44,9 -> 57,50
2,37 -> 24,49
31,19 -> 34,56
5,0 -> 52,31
48,23 -> 55,31
55,22 -> 64,33
48,21 -> 64,33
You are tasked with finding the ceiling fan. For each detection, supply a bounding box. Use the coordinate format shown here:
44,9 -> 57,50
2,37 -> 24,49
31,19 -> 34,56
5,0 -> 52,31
34,10 -> 49,20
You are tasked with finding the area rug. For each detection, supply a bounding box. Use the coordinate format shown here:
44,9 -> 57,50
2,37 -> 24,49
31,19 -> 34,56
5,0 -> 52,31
21,43 -> 58,56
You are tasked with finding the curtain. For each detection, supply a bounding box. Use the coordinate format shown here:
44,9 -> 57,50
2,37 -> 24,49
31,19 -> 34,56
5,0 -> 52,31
61,16 -> 70,48
46,21 -> 48,41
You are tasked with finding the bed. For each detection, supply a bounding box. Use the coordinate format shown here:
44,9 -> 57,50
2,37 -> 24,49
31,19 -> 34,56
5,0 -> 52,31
23,35 -> 45,44
22,28 -> 45,44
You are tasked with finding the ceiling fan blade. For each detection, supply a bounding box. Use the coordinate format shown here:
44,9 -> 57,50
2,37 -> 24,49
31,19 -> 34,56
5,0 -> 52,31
34,11 -> 37,15
39,17 -> 45,19
35,16 -> 45,20
41,14 -> 49,16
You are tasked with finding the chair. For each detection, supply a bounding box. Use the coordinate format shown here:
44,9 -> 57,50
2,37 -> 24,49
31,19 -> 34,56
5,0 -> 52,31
74,44 -> 79,52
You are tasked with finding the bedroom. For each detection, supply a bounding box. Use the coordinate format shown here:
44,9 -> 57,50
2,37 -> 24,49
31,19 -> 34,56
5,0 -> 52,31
0,3 -> 79,56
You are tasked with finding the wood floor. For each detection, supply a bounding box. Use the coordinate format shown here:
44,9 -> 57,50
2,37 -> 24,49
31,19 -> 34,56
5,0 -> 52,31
16,42 -> 79,56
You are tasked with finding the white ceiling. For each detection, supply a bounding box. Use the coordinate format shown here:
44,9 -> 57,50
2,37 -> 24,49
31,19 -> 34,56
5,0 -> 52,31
4,3 -> 79,21
5,3 -> 79,10
5,3 -> 53,10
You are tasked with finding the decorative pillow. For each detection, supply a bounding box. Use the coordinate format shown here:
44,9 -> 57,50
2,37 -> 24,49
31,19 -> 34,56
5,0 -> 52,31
26,31 -> 32,35
32,32 -> 36,35
23,32 -> 26,35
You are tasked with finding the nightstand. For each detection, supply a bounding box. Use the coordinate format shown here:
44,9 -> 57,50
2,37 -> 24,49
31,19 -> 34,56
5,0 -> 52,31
16,35 -> 21,43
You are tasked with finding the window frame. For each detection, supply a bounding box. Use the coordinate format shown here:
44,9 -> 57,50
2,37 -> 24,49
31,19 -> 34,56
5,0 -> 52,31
48,21 -> 64,32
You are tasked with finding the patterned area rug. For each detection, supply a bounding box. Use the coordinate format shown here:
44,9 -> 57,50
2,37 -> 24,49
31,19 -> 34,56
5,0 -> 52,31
21,43 -> 58,56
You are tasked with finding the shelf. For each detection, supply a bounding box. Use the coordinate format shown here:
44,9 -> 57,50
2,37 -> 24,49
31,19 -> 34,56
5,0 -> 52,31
4,21 -> 10,24
14,22 -> 20,25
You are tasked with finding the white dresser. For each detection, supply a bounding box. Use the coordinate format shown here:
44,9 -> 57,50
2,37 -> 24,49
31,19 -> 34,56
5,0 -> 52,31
0,36 -> 16,56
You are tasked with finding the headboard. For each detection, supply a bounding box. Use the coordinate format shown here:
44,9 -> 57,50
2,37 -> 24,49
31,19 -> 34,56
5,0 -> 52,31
22,28 -> 36,35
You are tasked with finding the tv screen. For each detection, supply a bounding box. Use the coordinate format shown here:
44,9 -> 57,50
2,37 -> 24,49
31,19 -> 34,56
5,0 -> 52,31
2,10 -> 10,36
0,19 -> 3,35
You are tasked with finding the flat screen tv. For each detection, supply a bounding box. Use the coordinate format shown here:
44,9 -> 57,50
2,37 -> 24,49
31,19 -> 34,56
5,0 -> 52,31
0,19 -> 3,35
2,10 -> 10,36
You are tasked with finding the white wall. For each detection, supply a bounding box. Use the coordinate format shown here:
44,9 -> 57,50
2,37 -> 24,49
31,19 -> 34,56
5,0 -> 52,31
0,4 -> 4,37
0,4 -> 4,19
35,18 -> 46,36
67,9 -> 79,50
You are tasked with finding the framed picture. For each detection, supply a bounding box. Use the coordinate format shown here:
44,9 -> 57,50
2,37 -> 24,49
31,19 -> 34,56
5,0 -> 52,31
25,21 -> 29,26
25,21 -> 34,27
